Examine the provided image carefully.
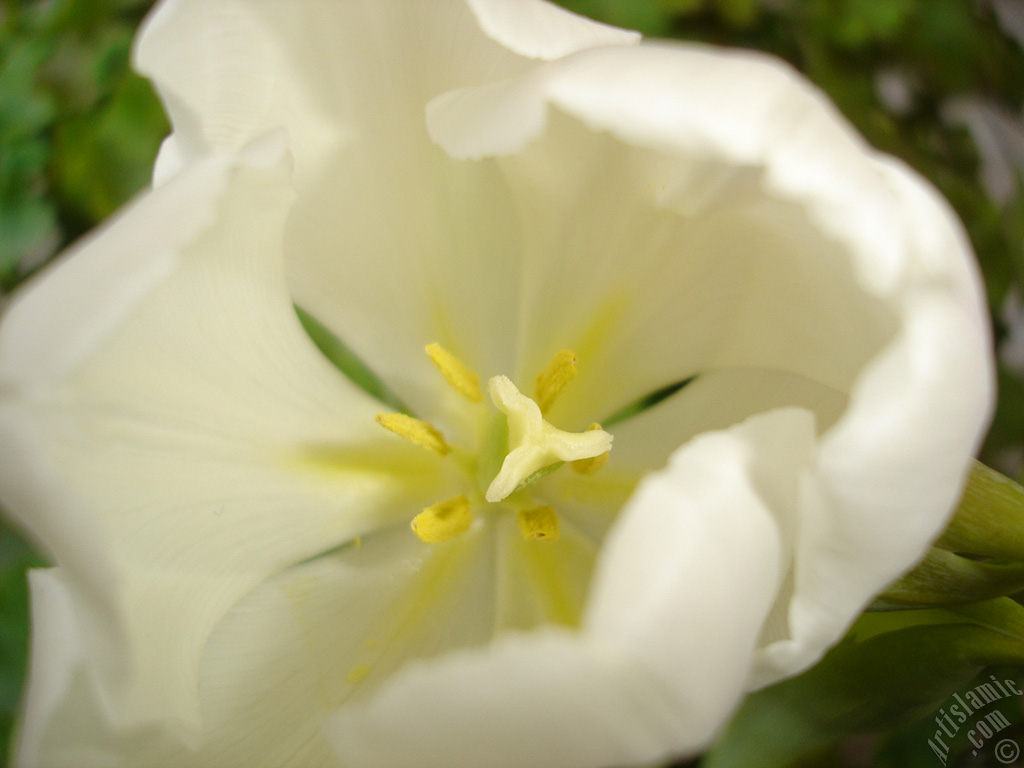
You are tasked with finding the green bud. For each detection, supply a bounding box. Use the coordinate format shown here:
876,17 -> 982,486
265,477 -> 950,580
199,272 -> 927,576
937,460 -> 1024,560
874,461 -> 1024,608
873,547 -> 1024,609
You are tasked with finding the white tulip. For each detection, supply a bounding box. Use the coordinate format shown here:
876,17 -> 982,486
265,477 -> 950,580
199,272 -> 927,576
0,1 -> 993,767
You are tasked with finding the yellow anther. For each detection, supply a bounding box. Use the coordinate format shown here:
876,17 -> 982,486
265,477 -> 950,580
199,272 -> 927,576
347,664 -> 372,684
425,343 -> 483,402
535,349 -> 578,414
517,506 -> 560,542
572,424 -> 610,475
411,495 -> 472,543
376,413 -> 450,455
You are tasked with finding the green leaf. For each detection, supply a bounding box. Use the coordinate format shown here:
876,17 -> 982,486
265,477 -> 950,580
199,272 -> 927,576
830,0 -> 914,48
712,0 -> 758,29
0,39 -> 57,143
0,193 -> 59,289
984,367 -> 1024,464
554,0 -> 673,35
871,665 -> 1024,768
702,602 -> 1024,768
0,519 -> 45,761
52,68 -> 168,224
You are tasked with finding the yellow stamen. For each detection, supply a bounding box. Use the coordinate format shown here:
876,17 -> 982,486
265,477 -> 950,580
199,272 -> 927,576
353,536 -> 363,549
535,349 -> 578,413
411,495 -> 472,543
425,343 -> 483,402
517,506 -> 560,542
376,413 -> 450,455
347,664 -> 372,684
572,424 -> 610,475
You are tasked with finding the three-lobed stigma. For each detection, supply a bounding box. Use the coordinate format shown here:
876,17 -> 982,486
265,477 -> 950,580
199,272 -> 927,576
484,376 -> 612,503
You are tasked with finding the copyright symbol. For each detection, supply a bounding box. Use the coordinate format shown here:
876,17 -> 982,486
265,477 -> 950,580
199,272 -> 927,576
995,738 -> 1020,765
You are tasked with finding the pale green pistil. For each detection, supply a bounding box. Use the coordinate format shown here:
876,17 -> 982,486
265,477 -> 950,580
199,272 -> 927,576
373,344 -> 613,543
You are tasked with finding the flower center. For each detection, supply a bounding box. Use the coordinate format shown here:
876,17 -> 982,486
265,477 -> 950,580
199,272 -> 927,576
375,344 -> 613,544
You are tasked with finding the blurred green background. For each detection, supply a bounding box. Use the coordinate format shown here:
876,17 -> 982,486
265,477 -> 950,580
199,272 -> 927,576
1,0 -> 1023,766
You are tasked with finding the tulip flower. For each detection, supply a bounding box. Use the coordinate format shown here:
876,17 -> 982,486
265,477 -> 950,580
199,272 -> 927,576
0,1 -> 993,766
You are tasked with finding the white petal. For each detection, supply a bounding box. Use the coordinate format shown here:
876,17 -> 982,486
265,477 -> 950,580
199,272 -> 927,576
17,524 -> 503,768
0,148 -> 226,384
325,410 -> 799,768
600,367 -> 847,474
463,0 -> 638,60
134,0 -> 341,177
0,140 -> 448,740
14,569 -> 85,768
427,44 -> 911,427
136,0 -> 516,409
135,0 -> 635,168
586,408 -> 809,696
538,366 -> 846,544
427,42 -> 830,161
327,631 -> 688,768
492,513 -> 598,631
16,569 -> 193,768
10,9 -> 993,766
433,33 -> 994,692
133,0 -> 631,412
753,158 -> 994,683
